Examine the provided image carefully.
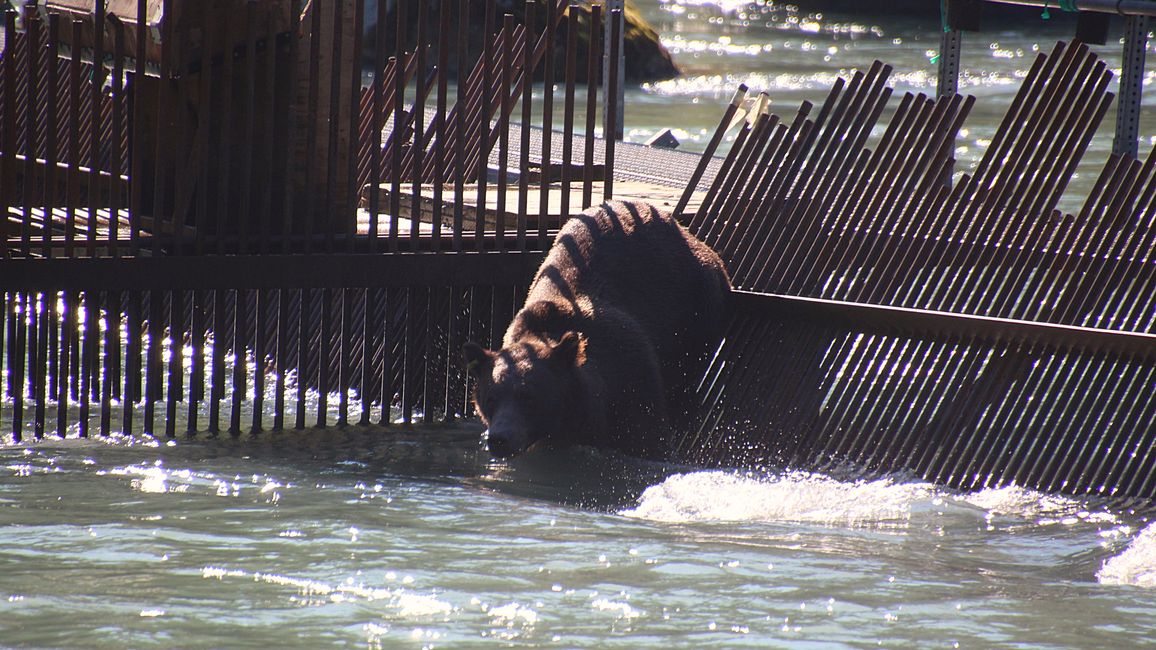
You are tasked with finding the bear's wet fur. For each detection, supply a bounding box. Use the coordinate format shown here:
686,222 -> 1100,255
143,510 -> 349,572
463,199 -> 731,459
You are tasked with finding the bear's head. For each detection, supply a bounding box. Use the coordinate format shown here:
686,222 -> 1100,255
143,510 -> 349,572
463,331 -> 587,458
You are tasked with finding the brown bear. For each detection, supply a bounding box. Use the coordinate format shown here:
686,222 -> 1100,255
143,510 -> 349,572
463,199 -> 731,459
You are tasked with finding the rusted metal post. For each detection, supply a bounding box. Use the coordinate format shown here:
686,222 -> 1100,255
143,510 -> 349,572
602,0 -> 624,141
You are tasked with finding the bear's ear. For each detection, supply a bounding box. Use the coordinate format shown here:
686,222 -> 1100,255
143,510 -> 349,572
552,331 -> 586,367
462,342 -> 494,378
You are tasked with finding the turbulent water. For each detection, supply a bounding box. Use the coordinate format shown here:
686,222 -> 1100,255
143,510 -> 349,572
4,428 -> 1156,647
5,1 -> 1156,647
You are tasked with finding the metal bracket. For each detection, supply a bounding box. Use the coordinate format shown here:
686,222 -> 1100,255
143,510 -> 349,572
1113,14 -> 1148,159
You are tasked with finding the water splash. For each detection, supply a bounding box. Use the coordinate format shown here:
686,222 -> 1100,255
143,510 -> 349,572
1099,522 -> 1156,588
622,470 -> 936,527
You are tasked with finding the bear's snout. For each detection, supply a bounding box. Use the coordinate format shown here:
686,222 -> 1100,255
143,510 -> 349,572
486,430 -> 522,458
485,413 -> 531,458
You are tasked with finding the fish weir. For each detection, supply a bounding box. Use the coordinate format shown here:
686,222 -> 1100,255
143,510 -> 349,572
683,41 -> 1156,499
0,0 -> 625,439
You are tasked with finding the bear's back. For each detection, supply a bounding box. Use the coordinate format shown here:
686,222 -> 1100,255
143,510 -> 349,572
529,200 -> 729,360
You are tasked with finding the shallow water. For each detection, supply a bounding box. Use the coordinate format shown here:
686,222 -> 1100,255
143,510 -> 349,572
5,2 -> 1156,647
5,427 -> 1156,648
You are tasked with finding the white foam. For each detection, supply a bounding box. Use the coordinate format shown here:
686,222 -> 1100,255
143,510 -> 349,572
487,602 -> 538,626
621,470 -> 935,527
1099,522 -> 1156,588
961,485 -> 1118,527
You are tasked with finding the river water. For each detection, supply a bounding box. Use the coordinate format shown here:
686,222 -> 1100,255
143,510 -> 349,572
5,1 -> 1156,647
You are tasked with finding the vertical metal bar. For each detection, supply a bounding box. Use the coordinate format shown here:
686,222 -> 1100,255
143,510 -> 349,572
21,10 -> 39,258
409,0 -> 428,250
295,288 -> 308,429
559,5 -> 578,224
302,0 -> 322,253
98,291 -> 115,436
150,0 -> 173,256
31,293 -> 46,438
253,7 -> 274,254
281,0 -> 302,253
172,7 -> 191,255
1114,16 -> 1148,159
47,296 -> 60,416
602,8 -> 622,200
3,295 -> 12,435
122,289 -> 141,435
603,0 -> 624,141
390,0 -> 407,251
516,2 -> 533,251
194,2 -> 213,256
237,1 -> 257,254
56,290 -> 73,437
429,1 -> 450,252
274,288 -> 289,430
208,289 -> 224,434
402,286 -> 416,423
132,0 -> 147,257
421,287 -> 434,424
338,288 -> 351,426
452,0 -> 469,250
323,0 -> 344,253
936,27 -> 962,101
448,287 -> 466,418
359,287 -> 373,425
11,294 -> 26,440
110,17 -> 124,257
65,18 -> 82,258
229,289 -> 246,435
0,296 -> 7,425
188,290 -> 204,434
317,288 -> 331,427
47,293 -> 59,433
78,291 -> 94,437
367,0 -> 387,251
252,289 -> 267,433
495,15 -> 513,250
537,0 -> 555,239
474,0 -> 495,247
166,289 -> 184,438
1,11 -> 16,260
44,14 -> 60,259
348,0 -> 365,253
581,4 -> 600,211
381,287 -> 397,425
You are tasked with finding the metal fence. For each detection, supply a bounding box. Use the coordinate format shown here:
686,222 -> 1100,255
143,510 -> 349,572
681,41 -> 1156,498
0,0 -> 625,440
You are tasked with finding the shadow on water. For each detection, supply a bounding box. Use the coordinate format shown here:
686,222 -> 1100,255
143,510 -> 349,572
114,420 -> 691,512
467,444 -> 690,511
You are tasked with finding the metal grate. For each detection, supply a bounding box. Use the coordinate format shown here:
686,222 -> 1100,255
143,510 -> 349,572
0,0 -> 632,441
683,42 -> 1156,498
